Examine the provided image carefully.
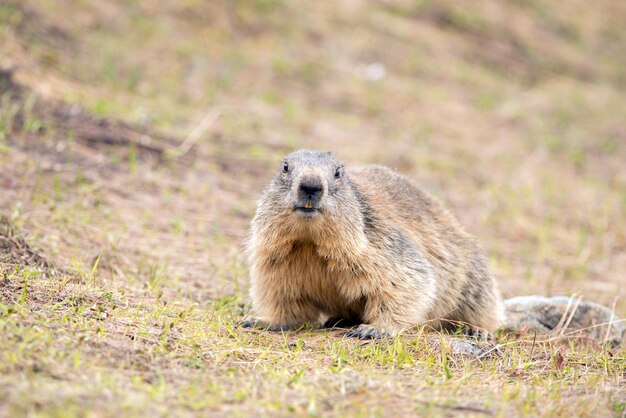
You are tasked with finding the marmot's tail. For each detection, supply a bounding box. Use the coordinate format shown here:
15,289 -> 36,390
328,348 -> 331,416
503,296 -> 625,347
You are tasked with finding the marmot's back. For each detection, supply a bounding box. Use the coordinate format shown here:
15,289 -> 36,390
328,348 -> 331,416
348,164 -> 502,328
349,165 -> 462,231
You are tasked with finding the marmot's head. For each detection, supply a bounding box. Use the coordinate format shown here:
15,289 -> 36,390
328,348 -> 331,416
250,149 -> 367,257
265,150 -> 349,220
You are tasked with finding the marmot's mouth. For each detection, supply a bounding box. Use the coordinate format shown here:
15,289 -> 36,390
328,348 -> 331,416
294,206 -> 320,216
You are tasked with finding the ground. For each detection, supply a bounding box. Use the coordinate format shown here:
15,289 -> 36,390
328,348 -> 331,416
0,1 -> 625,417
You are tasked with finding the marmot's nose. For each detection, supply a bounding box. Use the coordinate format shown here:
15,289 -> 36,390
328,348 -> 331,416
299,182 -> 323,198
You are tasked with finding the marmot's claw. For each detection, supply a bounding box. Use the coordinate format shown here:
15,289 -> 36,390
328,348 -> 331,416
462,327 -> 492,341
345,324 -> 392,339
240,318 -> 265,329
240,318 -> 303,332
240,319 -> 257,329
240,317 -> 272,330
323,317 -> 362,329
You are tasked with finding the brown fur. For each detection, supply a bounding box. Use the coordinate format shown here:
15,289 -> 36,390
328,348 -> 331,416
243,150 -> 505,339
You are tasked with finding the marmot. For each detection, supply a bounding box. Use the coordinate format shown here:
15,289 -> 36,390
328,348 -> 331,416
243,149 -> 505,339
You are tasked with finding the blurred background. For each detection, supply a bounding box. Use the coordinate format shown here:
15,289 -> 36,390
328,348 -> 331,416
1,0 -> 625,311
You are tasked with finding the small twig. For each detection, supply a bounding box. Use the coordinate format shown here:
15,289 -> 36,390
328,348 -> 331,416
168,108 -> 220,158
554,293 -> 577,335
476,342 -> 511,359
476,317 -> 626,358
558,296 -> 582,337
604,296 -> 619,344
432,403 -> 494,416
544,317 -> 626,343
529,329 -> 537,358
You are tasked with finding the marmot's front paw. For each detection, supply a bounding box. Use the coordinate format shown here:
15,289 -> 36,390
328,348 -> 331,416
240,317 -> 303,332
460,326 -> 493,341
322,316 -> 362,329
241,317 -> 266,329
345,324 -> 395,340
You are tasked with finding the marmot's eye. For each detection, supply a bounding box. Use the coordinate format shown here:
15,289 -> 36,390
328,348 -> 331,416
282,162 -> 289,173
334,166 -> 342,179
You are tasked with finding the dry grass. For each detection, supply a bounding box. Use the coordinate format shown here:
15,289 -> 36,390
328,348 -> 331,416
1,0 -> 625,416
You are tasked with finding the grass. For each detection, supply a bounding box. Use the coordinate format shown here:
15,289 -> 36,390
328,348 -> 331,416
1,0 -> 625,416
1,262 -> 625,417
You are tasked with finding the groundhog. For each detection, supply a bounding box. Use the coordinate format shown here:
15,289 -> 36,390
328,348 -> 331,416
242,149 -> 505,339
